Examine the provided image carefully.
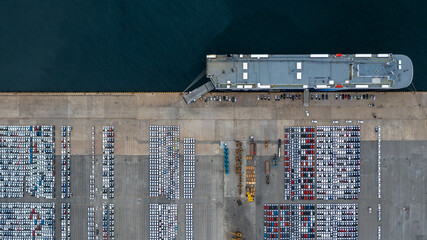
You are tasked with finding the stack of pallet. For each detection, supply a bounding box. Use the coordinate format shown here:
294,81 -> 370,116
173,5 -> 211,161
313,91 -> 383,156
246,166 -> 256,184
235,141 -> 243,195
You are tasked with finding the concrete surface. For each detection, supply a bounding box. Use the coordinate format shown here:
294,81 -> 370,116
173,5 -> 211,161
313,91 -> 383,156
0,92 -> 425,240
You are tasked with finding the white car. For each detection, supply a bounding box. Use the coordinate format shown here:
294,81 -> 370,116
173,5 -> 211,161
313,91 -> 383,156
357,120 -> 364,124
312,120 -> 317,123
345,120 -> 352,123
305,111 -> 309,117
332,120 -> 339,124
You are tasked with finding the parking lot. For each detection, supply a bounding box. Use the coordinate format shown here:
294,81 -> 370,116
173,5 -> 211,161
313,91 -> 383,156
0,203 -> 55,239
0,92 -> 424,239
0,125 -> 55,199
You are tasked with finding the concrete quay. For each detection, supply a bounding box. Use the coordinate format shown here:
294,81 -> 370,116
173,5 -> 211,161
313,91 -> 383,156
0,91 -> 425,240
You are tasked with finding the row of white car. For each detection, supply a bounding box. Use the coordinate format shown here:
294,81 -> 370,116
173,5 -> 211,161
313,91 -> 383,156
377,126 -> 382,240
186,204 -> 194,240
61,126 -> 72,199
317,204 -> 358,240
89,127 -> 95,200
149,204 -> 178,240
149,126 -> 180,199
316,126 -> 361,200
87,207 -> 95,240
183,138 -> 196,199
102,203 -> 115,240
61,203 -> 70,240
102,126 -> 115,199
0,125 -> 55,137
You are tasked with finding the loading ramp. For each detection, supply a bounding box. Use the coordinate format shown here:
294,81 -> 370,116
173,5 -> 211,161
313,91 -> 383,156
183,81 -> 214,104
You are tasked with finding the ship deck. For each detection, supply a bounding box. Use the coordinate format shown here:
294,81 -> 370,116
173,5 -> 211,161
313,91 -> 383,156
206,54 -> 413,90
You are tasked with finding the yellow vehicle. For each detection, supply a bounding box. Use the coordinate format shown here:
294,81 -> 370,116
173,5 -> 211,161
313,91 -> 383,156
247,191 -> 253,202
231,231 -> 242,239
246,187 -> 254,202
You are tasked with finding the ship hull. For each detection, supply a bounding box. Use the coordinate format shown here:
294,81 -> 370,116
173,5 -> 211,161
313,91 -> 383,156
206,54 -> 413,91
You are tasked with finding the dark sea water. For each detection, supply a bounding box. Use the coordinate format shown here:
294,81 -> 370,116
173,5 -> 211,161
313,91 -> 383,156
0,0 -> 426,92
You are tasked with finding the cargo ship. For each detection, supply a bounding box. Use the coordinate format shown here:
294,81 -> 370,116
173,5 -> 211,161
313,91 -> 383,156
184,54 -> 413,103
